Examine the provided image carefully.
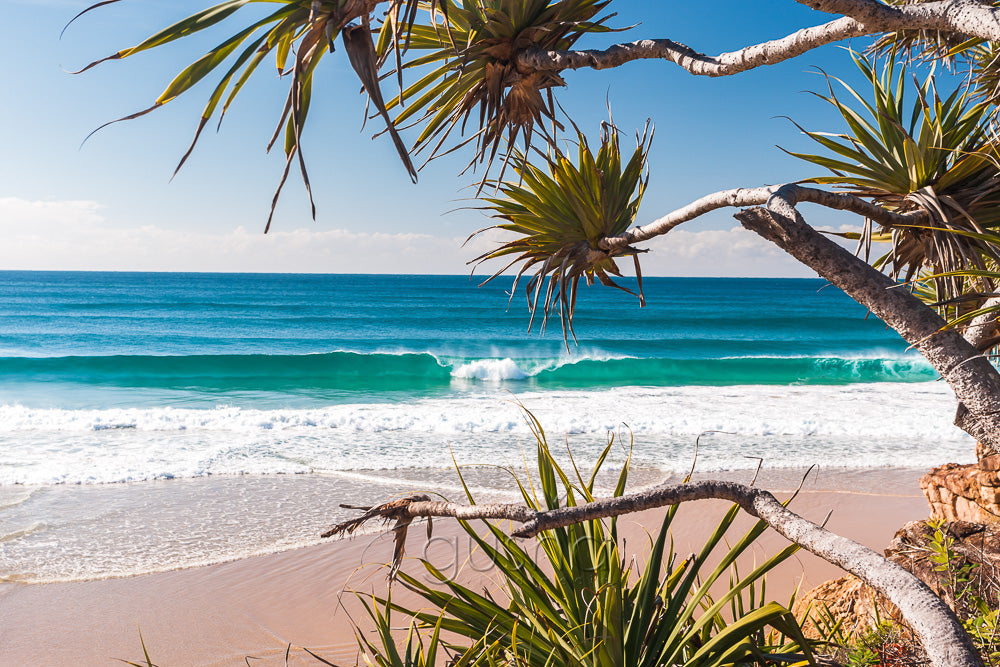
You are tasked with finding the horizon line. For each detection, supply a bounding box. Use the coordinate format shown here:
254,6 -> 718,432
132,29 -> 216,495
0,269 -> 823,280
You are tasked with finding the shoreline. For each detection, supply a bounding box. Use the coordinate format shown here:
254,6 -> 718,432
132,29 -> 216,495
1,466 -> 933,666
0,464 -> 934,585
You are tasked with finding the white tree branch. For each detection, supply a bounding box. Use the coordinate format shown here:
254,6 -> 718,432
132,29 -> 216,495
326,480 -> 982,667
519,17 -> 870,76
598,183 -> 922,252
519,0 -> 1000,76
800,0 -> 1000,41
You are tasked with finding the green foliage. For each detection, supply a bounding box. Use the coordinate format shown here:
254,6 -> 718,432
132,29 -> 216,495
378,0 -> 619,179
966,599 -> 1000,667
923,518 -> 1000,666
473,122 -> 651,345
68,0 -> 422,229
788,51 -> 1000,304
927,517 -> 978,608
844,620 -> 921,667
116,629 -> 158,667
354,593 -> 483,667
355,411 -> 816,666
801,604 -> 926,667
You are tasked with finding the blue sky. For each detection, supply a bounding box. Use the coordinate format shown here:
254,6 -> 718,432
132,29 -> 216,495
1,0 -> 877,275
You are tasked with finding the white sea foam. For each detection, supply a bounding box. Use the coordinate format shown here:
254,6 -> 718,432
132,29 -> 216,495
450,358 -> 529,381
0,469 -> 531,584
0,381 -> 973,582
0,487 -> 36,510
0,382 -> 974,486
444,348 -> 641,381
0,521 -> 47,544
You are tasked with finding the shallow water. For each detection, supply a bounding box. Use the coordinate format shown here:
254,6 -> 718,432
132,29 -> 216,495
0,464 -> 930,583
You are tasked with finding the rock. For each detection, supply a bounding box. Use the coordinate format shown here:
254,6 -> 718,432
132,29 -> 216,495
920,450 -> 1000,523
793,574 -> 901,639
976,440 -> 1000,465
795,520 -> 1000,636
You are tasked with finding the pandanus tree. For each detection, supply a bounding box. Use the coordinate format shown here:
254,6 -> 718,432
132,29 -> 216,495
68,0 -> 1000,664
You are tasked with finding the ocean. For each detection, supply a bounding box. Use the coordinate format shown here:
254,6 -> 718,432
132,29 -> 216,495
0,271 -> 972,583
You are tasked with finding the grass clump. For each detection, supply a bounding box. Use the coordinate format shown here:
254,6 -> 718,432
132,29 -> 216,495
352,411 -> 817,666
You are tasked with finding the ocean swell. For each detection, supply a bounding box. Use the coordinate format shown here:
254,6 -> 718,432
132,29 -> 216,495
0,351 -> 937,392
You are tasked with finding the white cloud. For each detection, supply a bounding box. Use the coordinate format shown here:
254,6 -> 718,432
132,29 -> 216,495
0,196 -> 508,274
0,197 -> 104,225
0,196 -> 859,276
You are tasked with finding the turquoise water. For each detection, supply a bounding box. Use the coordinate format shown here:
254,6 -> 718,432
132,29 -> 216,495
0,271 -> 973,581
1,271 -> 934,408
0,271 -> 966,481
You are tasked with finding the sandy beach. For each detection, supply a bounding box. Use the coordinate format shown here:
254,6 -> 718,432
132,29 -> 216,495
1,467 -> 931,666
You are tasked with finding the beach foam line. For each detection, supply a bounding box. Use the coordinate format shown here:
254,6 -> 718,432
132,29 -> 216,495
0,488 -> 37,510
0,521 -> 47,544
0,467 -> 931,587
0,382 -> 974,487
317,470 -> 522,502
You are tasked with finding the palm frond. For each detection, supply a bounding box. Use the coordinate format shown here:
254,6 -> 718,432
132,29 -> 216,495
472,121 -> 651,346
378,0 -> 621,186
787,51 -> 1000,306
68,0 -> 423,229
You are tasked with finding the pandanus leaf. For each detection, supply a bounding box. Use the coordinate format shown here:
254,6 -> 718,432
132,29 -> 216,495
67,0 -> 430,230
352,409 -> 816,666
472,121 -> 652,346
377,0 -> 621,186
789,51 -> 1000,318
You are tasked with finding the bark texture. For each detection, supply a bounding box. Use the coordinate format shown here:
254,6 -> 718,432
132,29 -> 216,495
327,480 -> 982,667
735,190 -> 1000,455
519,18 -> 868,76
964,295 -> 1000,351
802,0 -> 1000,39
519,0 -> 1000,76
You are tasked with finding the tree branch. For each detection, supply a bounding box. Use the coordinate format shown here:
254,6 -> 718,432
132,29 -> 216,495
600,183 -> 1000,453
599,184 -> 922,252
964,294 -> 1000,351
519,0 -> 1000,77
519,17 -> 870,76
799,0 -> 1000,42
953,295 -> 1000,427
326,481 -> 982,667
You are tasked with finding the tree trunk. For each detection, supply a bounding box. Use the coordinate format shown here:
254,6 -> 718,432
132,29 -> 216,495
734,193 -> 1000,455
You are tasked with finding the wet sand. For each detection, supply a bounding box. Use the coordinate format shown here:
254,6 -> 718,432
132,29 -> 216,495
0,468 -> 931,666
